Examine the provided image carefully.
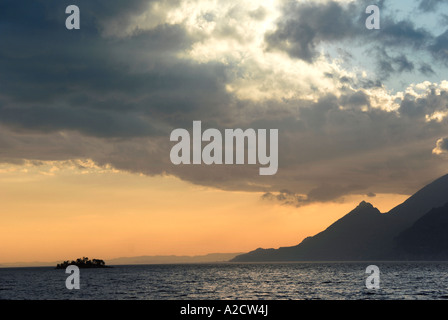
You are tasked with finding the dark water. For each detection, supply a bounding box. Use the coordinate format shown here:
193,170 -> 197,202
1,262 -> 448,300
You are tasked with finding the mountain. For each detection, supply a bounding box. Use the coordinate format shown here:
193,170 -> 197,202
107,253 -> 243,265
232,174 -> 448,262
395,202 -> 448,260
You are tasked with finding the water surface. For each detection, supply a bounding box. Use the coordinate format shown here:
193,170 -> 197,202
1,262 -> 448,300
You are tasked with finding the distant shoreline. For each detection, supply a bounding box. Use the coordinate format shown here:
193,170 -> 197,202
0,252 -> 244,268
3,260 -> 448,269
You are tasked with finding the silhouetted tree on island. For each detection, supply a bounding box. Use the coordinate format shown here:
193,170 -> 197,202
56,257 -> 110,269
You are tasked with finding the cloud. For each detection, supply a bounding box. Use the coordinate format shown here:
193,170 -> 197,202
429,30 -> 448,65
375,48 -> 415,80
419,63 -> 435,75
418,0 -> 443,12
375,18 -> 431,49
399,84 -> 448,118
262,190 -> 308,207
433,138 -> 448,155
265,0 -> 361,63
262,184 -> 367,207
264,0 -> 443,85
0,1 -> 233,138
307,184 -> 365,202
0,0 -> 448,205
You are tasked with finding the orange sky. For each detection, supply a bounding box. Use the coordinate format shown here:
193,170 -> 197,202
0,161 -> 408,264
1,0 -> 447,267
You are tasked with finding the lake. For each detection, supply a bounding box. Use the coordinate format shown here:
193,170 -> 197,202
1,262 -> 448,300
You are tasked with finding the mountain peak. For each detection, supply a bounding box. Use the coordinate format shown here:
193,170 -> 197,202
232,173 -> 448,262
350,201 -> 379,216
357,201 -> 373,209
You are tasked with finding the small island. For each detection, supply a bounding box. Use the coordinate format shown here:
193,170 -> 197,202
56,257 -> 111,269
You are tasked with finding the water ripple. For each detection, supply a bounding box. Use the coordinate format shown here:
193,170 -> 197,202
2,262 -> 448,299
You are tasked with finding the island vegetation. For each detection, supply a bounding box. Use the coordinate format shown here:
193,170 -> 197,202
56,257 -> 110,269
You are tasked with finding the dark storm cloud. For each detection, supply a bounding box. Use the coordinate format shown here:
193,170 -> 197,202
258,84 -> 448,199
339,91 -> 370,109
96,82 -> 448,200
0,104 -> 159,138
375,19 -> 431,48
37,0 -> 179,33
265,1 -> 361,62
429,30 -> 448,65
419,63 -> 435,76
307,184 -> 365,202
0,0 -> 245,179
418,0 -> 443,12
375,48 -> 415,80
399,88 -> 448,118
266,0 -> 433,55
0,0 -> 232,138
265,0 -> 439,82
1,0 -> 448,204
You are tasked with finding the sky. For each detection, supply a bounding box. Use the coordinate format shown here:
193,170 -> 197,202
0,0 -> 448,264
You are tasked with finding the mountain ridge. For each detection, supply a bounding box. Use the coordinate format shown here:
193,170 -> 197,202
0,252 -> 243,268
232,174 -> 448,262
